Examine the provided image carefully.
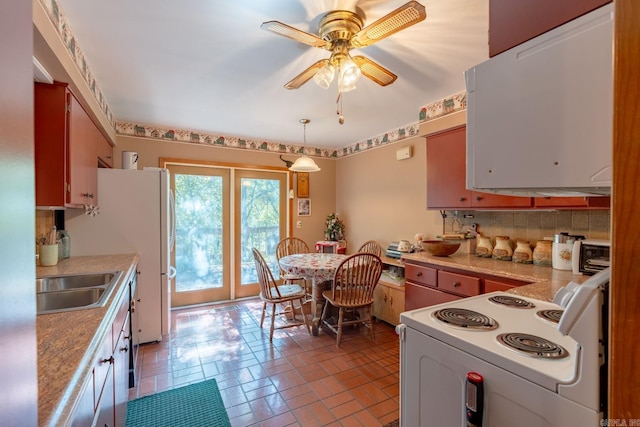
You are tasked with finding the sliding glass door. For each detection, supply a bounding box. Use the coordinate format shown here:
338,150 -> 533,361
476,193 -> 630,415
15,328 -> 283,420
167,162 -> 287,306
234,169 -> 287,298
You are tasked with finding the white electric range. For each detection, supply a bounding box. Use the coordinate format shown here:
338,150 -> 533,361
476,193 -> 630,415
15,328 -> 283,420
397,268 -> 609,427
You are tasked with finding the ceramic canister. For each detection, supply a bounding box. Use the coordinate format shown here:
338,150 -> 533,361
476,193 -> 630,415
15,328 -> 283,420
492,236 -> 513,261
533,240 -> 553,266
475,236 -> 493,258
513,241 -> 533,264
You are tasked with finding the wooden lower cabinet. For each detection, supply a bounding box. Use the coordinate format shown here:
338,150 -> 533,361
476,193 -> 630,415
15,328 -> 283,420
69,269 -> 136,426
405,282 -> 461,311
95,363 -> 115,427
484,279 -> 516,293
404,259 -> 531,311
70,375 -> 96,427
373,281 -> 405,325
114,315 -> 131,426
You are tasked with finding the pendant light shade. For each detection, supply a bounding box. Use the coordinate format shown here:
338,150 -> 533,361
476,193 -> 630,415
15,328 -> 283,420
289,155 -> 321,172
289,119 -> 321,172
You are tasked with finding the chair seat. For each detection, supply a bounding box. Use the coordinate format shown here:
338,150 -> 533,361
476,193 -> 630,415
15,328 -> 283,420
265,284 -> 305,299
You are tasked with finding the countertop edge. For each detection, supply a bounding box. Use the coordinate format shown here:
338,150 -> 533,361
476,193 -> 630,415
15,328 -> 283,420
37,254 -> 139,427
400,252 -> 589,301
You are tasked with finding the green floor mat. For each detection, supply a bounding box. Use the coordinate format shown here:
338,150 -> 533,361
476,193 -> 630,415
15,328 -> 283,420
126,379 -> 231,427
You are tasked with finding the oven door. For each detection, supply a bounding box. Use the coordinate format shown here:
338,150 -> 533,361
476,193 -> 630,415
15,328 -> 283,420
398,326 -> 600,427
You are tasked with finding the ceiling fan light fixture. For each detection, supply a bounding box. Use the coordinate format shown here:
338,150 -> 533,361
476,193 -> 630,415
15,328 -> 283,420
339,57 -> 361,91
313,63 -> 335,89
289,119 -> 321,172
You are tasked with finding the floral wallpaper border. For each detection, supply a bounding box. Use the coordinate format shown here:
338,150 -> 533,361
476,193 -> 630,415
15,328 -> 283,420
39,0 -> 467,159
116,90 -> 466,159
38,0 -> 115,128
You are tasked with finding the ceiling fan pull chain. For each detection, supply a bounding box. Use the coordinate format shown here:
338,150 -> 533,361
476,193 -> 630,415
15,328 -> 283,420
337,91 -> 345,125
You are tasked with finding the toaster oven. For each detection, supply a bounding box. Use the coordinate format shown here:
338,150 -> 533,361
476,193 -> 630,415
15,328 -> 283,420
572,239 -> 610,275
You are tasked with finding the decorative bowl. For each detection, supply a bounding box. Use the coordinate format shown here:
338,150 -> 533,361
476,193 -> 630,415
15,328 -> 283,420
422,240 -> 461,257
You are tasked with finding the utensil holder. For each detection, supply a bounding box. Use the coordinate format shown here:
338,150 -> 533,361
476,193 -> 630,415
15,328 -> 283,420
39,244 -> 58,266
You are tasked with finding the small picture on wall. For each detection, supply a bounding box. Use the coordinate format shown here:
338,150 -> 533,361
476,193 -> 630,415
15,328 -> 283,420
297,198 -> 311,216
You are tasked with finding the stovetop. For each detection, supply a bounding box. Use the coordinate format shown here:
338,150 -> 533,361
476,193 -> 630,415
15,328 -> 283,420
400,292 -> 580,391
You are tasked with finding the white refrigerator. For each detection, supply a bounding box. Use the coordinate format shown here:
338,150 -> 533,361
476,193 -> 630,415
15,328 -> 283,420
66,168 -> 176,344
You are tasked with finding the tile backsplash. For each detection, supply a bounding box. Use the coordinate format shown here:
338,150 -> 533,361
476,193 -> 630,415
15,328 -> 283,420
445,209 -> 610,243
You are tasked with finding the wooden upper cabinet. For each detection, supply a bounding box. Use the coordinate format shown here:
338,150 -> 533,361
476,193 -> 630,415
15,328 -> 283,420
426,125 -> 531,209
534,196 -> 611,209
97,128 -> 114,168
35,82 -> 98,208
489,0 -> 612,57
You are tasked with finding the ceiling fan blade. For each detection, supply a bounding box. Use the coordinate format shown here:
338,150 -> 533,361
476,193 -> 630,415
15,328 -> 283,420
284,59 -> 330,89
261,21 -> 327,48
352,56 -> 397,86
351,1 -> 427,48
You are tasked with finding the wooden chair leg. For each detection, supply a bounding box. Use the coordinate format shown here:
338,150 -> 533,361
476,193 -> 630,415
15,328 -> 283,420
270,303 -> 276,342
260,302 -> 267,328
290,301 -> 297,321
336,307 -> 345,347
319,299 -> 331,332
367,307 -> 375,341
299,297 -> 311,335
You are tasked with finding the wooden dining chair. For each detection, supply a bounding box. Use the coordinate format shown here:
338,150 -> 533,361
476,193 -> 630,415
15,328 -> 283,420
276,237 -> 311,296
252,248 -> 311,342
357,240 -> 383,257
319,252 -> 383,347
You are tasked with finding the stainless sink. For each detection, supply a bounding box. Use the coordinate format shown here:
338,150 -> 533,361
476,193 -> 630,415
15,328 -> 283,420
36,272 -> 117,293
36,271 -> 123,315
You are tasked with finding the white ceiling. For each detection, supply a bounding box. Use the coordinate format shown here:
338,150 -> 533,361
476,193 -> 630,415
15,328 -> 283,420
54,0 -> 489,150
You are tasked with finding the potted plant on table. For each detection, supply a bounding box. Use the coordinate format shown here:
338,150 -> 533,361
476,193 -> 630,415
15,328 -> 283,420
324,213 -> 345,241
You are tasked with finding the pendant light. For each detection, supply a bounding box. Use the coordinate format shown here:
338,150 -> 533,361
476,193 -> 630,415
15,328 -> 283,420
289,119 -> 321,172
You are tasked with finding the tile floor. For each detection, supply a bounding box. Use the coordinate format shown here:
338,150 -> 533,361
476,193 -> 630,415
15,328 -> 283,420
129,298 -> 401,426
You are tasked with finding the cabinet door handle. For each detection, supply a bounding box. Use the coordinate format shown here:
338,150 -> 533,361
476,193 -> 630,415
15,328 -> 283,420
459,197 -> 466,202
416,272 -> 423,277
476,196 -> 483,201
389,296 -> 393,306
453,281 -> 461,287
383,294 -> 387,303
100,356 -> 114,365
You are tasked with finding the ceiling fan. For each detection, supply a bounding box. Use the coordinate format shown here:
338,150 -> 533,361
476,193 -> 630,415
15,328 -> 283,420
261,1 -> 427,92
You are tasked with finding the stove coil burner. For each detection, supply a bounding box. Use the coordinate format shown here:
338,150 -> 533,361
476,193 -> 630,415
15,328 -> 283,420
497,333 -> 568,359
488,295 -> 535,309
536,309 -> 563,324
432,308 -> 498,330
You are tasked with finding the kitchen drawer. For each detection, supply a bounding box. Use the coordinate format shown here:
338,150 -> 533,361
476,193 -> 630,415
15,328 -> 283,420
438,271 -> 481,297
404,264 -> 437,287
405,282 -> 462,311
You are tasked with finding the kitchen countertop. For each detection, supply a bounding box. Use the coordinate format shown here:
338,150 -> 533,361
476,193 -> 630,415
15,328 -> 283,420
400,251 -> 591,302
36,254 -> 139,427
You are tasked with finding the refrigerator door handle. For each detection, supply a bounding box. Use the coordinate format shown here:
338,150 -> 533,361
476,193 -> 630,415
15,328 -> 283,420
169,190 -> 176,253
167,265 -> 177,280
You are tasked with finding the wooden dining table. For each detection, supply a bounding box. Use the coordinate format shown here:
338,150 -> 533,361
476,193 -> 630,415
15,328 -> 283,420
278,252 -> 347,335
